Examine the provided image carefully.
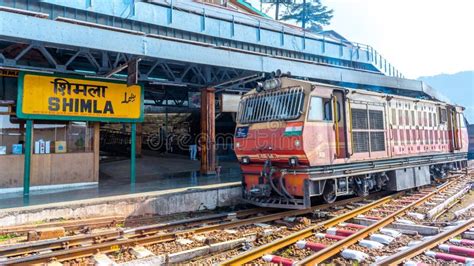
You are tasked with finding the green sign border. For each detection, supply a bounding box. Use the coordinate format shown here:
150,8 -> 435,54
16,71 -> 145,122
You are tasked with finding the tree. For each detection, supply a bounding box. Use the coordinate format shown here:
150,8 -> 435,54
280,0 -> 333,32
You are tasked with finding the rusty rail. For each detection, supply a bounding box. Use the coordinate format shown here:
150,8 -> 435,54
377,218 -> 474,265
0,216 -> 125,235
296,180 -> 454,265
221,192 -> 398,265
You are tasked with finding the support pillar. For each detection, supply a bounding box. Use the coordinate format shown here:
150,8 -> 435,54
23,120 -> 33,197
200,87 -> 216,175
130,123 -> 136,191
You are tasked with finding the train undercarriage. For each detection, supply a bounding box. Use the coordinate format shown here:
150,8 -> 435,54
243,153 -> 468,209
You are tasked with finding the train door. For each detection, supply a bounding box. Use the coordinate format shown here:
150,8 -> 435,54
448,107 -> 463,151
332,90 -> 348,158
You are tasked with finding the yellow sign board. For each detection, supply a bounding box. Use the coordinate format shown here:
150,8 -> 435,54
17,72 -> 143,122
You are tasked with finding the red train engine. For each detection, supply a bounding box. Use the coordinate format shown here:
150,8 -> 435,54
234,77 -> 468,208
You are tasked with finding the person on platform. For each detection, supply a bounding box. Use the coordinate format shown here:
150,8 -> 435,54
189,130 -> 197,160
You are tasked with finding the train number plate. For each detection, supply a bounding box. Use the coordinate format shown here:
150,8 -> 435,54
235,126 -> 249,138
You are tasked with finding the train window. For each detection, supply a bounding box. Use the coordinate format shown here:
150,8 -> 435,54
391,108 -> 397,125
460,114 -> 466,128
439,107 -> 447,123
324,100 -> 333,121
308,96 -> 332,121
308,96 -> 323,121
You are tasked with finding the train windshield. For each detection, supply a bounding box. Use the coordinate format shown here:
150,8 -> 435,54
238,86 -> 304,123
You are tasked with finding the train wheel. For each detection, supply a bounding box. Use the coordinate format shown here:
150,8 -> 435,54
323,180 -> 337,204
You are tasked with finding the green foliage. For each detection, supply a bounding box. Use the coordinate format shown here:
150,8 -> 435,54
280,0 -> 333,32
0,234 -> 18,242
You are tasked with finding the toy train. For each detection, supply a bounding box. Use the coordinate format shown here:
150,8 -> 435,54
234,77 -> 468,209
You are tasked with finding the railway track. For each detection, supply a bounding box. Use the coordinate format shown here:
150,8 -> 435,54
0,193 -> 386,265
2,172 -> 471,265
0,208 -> 266,259
378,218 -> 473,265
0,216 -> 125,235
223,174 -> 472,265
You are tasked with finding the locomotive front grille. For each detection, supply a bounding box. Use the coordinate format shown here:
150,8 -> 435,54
238,87 -> 305,124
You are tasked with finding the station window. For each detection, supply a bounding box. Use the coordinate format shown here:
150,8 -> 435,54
33,121 -> 94,154
308,96 -> 332,121
0,111 -> 22,156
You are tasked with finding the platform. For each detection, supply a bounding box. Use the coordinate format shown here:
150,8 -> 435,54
0,154 -> 241,210
0,182 -> 242,226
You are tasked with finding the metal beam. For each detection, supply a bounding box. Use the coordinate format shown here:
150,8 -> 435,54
0,11 -> 432,96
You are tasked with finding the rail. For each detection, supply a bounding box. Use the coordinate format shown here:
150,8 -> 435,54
377,218 -> 474,265
223,178 -> 456,265
221,193 -> 396,265
296,180 -> 453,265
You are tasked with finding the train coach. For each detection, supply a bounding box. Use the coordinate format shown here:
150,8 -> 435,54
234,77 -> 468,209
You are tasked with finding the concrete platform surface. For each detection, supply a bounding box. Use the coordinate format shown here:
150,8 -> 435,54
0,182 -> 241,226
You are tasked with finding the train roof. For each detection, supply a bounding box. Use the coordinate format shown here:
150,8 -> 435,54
247,77 -> 465,110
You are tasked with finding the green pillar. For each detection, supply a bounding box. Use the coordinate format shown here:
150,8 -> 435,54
130,123 -> 136,191
23,120 -> 33,197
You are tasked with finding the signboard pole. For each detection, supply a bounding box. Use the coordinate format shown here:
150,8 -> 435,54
23,120 -> 33,197
130,123 -> 136,191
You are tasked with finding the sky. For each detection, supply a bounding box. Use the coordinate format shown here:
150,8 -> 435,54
251,0 -> 474,79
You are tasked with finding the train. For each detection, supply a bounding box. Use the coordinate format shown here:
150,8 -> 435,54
234,77 -> 468,209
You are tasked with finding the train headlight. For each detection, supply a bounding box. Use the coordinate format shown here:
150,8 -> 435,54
263,78 -> 282,91
235,142 -> 240,148
294,139 -> 301,147
289,157 -> 298,166
241,156 -> 250,164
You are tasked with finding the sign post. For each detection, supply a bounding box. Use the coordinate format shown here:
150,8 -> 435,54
130,123 -> 136,192
17,72 -> 144,198
23,120 -> 33,197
